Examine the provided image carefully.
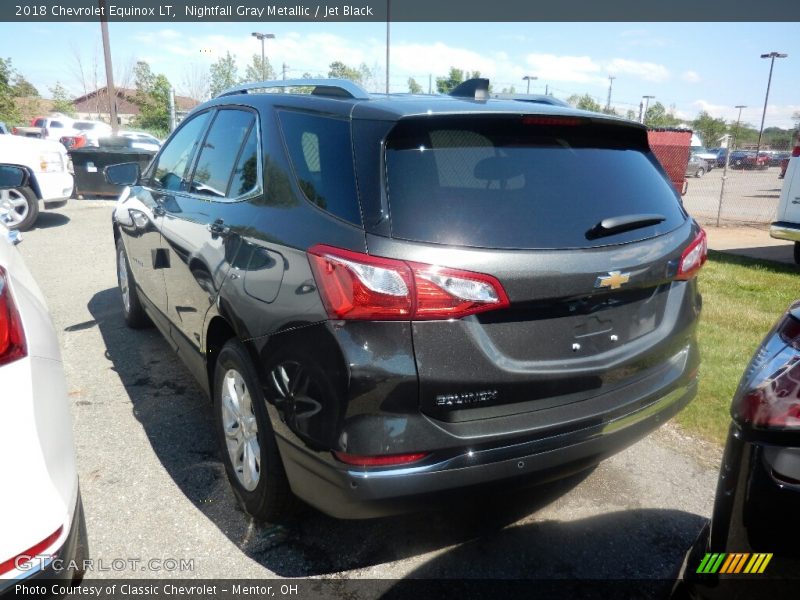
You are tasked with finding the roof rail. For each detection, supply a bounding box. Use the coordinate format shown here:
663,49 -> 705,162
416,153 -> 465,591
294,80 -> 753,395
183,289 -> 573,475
215,78 -> 370,100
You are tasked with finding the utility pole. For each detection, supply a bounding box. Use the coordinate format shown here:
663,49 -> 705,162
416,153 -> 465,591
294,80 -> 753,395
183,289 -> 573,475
282,63 -> 288,80
168,87 -> 176,132
755,51 -> 788,158
641,95 -> 655,124
428,74 -> 432,94
733,105 -> 747,149
98,0 -> 118,134
606,75 -> 616,111
251,32 -> 275,80
385,0 -> 391,94
544,84 -> 548,95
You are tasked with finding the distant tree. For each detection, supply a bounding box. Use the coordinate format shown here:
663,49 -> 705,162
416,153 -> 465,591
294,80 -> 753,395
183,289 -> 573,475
0,58 -> 22,123
12,74 -> 38,97
49,82 -> 76,117
243,54 -> 275,82
132,61 -> 170,131
501,85 -> 517,94
602,106 -> 618,116
180,62 -> 210,103
645,102 -> 682,127
209,51 -> 239,97
407,77 -> 423,94
435,67 -> 481,94
625,109 -> 637,121
566,93 -> 602,112
692,111 -> 728,147
328,61 -> 365,84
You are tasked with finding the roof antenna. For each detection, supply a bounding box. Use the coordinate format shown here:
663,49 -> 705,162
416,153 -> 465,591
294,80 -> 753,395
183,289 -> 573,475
449,78 -> 490,101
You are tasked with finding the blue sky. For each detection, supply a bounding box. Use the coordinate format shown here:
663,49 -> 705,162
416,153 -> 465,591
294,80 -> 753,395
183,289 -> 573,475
1,21 -> 798,130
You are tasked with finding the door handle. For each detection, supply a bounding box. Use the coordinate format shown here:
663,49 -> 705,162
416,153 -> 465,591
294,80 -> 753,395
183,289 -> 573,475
208,219 -> 230,237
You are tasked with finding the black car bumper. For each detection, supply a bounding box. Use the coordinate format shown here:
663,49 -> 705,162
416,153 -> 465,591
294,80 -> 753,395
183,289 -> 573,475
676,426 -> 800,599
278,377 -> 696,519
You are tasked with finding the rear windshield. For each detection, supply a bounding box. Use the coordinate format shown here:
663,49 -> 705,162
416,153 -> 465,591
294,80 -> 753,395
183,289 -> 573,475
385,117 -> 686,249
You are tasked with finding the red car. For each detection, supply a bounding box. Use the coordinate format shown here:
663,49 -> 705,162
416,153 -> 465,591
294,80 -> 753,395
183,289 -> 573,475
728,150 -> 769,170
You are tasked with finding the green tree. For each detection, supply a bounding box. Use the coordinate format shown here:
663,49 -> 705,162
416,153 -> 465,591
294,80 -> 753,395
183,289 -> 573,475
692,111 -> 728,148
243,54 -> 275,82
132,61 -> 171,131
209,51 -> 239,97
12,74 -> 38,97
0,58 -> 21,124
566,93 -> 602,112
49,82 -> 75,117
644,102 -> 682,127
328,61 -> 364,84
501,85 -> 517,94
625,109 -> 637,121
407,77 -> 423,94
435,67 -> 481,94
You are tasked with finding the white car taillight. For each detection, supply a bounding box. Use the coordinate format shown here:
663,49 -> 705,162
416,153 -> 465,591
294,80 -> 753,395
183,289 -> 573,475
0,266 -> 27,367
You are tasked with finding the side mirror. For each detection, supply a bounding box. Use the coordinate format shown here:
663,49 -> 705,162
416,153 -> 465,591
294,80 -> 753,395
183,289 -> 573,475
104,162 -> 140,186
0,165 -> 27,189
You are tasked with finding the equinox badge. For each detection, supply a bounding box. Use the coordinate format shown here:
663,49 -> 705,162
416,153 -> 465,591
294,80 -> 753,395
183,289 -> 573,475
595,270 -> 631,290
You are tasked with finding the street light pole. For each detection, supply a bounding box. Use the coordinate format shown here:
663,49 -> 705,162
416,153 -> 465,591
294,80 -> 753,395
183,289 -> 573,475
755,52 -> 787,158
251,32 -> 275,80
641,95 -> 655,124
606,75 -> 616,112
522,75 -> 537,94
98,0 -> 118,134
733,105 -> 746,150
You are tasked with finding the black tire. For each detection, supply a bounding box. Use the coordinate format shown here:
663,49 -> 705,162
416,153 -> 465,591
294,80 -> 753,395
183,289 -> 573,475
214,339 -> 293,522
0,186 -> 39,231
695,167 -> 705,178
794,241 -> 800,266
115,238 -> 150,328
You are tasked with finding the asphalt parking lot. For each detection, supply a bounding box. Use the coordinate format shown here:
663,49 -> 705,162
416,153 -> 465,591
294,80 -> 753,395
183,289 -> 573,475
18,200 -> 721,593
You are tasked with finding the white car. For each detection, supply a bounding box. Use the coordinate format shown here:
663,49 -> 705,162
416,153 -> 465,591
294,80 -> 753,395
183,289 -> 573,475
72,120 -> 113,147
770,131 -> 800,264
117,130 -> 162,152
0,135 -> 73,231
0,167 -> 87,591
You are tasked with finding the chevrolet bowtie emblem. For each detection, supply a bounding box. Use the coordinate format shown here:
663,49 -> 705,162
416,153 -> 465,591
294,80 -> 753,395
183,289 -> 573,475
595,270 -> 631,290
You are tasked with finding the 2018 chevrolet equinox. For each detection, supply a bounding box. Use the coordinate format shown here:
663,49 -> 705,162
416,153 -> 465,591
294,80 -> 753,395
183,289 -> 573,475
105,78 -> 705,520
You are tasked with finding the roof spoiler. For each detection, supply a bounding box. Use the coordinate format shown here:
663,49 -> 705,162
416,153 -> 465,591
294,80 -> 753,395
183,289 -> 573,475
449,78 -> 490,101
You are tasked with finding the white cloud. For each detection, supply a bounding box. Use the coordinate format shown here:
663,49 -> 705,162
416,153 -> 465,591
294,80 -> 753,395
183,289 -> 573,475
606,58 -> 670,83
682,70 -> 701,83
524,53 -> 603,84
691,100 -> 800,128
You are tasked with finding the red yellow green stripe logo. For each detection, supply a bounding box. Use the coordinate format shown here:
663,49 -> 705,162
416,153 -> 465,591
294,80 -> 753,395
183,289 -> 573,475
696,553 -> 773,574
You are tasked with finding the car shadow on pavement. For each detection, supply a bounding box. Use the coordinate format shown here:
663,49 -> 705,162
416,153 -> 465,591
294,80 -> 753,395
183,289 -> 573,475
33,211 -> 70,229
89,286 -> 706,580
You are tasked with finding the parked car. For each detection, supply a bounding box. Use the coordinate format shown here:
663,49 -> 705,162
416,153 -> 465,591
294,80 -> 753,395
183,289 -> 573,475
106,77 -> 705,521
0,135 -> 73,230
0,165 -> 87,592
675,301 -> 800,599
686,154 -> 709,178
729,150 -> 769,170
0,122 -> 9,135
72,120 -> 113,146
116,130 -> 162,152
690,147 -> 716,170
59,133 -> 88,150
707,148 -> 728,168
13,115 -> 77,142
770,133 -> 800,263
766,150 -> 790,167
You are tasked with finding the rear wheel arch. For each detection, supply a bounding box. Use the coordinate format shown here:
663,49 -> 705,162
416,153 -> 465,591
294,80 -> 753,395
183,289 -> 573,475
205,316 -> 239,400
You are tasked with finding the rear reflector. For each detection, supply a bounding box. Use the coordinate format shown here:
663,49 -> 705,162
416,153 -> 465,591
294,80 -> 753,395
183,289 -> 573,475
0,266 -> 27,367
308,245 -> 510,321
675,229 -> 708,281
333,451 -> 429,467
0,526 -> 63,575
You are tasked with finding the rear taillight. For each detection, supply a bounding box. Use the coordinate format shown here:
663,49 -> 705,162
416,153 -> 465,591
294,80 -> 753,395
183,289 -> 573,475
0,266 -> 27,366
333,451 -> 429,467
307,245 -> 510,321
675,229 -> 707,281
733,311 -> 800,429
0,526 -> 62,575
792,145 -> 800,158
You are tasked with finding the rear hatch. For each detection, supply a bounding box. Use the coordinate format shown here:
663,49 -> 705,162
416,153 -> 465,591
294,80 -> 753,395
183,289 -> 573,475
370,114 -> 701,422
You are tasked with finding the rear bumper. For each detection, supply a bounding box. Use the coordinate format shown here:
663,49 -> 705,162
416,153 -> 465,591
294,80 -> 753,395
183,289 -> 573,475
278,376 -> 696,519
770,222 -> 800,243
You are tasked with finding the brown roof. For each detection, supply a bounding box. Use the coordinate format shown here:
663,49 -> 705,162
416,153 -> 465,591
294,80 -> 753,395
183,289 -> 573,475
73,87 -> 200,114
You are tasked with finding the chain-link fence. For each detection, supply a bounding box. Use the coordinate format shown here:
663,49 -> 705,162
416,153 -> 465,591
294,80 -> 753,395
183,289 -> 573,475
682,155 -> 786,227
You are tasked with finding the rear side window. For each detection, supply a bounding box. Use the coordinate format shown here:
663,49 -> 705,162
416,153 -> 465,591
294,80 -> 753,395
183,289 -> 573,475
151,112 -> 210,192
50,121 -> 64,128
190,109 -> 256,199
277,111 -> 361,226
385,117 -> 686,249
228,127 -> 259,198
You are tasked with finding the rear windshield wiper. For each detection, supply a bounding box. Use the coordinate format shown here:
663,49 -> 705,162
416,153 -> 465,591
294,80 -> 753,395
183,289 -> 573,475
586,213 -> 666,240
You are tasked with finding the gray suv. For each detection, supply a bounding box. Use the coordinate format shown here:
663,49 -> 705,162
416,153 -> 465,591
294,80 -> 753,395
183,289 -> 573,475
107,78 -> 706,520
